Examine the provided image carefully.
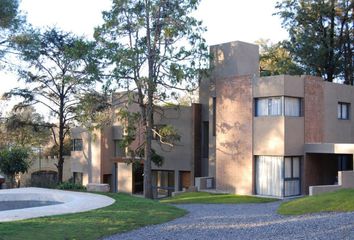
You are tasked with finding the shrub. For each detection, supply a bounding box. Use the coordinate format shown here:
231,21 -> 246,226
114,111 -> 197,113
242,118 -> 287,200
57,182 -> 86,191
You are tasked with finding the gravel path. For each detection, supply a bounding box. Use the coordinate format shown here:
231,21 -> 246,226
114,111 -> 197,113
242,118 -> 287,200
105,201 -> 354,240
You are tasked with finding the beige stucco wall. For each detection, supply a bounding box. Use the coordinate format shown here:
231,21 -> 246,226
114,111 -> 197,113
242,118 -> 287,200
117,162 -> 132,193
71,127 -> 102,185
152,106 -> 193,172
254,117 -> 285,155
210,41 -> 259,79
284,117 -> 304,155
253,75 -> 304,98
21,156 -> 72,187
323,82 -> 354,143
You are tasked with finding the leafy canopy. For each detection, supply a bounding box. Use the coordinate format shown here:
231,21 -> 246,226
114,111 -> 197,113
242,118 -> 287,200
0,147 -> 30,179
275,0 -> 353,83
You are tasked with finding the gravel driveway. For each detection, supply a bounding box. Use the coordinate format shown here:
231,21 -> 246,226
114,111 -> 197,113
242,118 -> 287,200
105,201 -> 354,240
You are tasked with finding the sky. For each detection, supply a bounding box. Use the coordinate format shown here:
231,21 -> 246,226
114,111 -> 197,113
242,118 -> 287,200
0,0 -> 288,113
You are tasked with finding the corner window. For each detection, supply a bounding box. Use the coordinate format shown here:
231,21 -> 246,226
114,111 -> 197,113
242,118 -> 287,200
72,139 -> 83,151
255,97 -> 302,117
256,97 -> 282,116
284,157 -> 300,179
284,97 -> 301,117
338,102 -> 350,120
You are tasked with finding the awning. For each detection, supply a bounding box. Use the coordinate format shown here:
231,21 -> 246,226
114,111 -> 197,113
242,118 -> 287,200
305,143 -> 354,154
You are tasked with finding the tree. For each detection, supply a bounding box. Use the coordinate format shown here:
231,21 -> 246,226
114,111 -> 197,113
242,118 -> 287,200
3,28 -> 100,183
0,146 -> 30,188
95,0 -> 208,198
0,106 -> 51,147
0,0 -> 25,66
275,0 -> 353,84
256,39 -> 304,76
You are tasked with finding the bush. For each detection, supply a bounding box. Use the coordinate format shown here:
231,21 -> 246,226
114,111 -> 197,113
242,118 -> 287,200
57,182 -> 86,191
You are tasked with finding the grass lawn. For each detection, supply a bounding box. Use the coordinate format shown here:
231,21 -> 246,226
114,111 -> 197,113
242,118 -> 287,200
160,191 -> 278,204
278,189 -> 354,215
0,193 -> 186,240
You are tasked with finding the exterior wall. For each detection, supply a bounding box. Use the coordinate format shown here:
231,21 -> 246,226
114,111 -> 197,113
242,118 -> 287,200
192,104 -> 202,180
117,162 -> 132,193
21,156 -> 72,187
254,117 -> 284,155
323,82 -> 354,143
310,171 -> 354,195
100,126 -> 115,178
304,76 -> 324,143
210,41 -> 259,79
152,106 -> 193,172
284,117 -> 304,155
71,127 -> 102,185
209,41 -> 259,193
215,75 -> 253,194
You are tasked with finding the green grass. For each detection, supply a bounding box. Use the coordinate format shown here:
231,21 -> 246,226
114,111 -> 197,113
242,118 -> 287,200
278,189 -> 354,215
0,193 -> 186,240
160,191 -> 278,204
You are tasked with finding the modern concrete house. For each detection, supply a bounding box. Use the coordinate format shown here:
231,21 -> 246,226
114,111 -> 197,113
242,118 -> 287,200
198,40 -> 354,198
67,40 -> 354,198
70,93 -> 195,196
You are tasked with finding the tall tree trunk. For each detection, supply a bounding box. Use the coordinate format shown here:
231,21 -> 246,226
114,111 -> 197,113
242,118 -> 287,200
143,97 -> 153,198
143,0 -> 154,199
57,97 -> 65,183
327,0 -> 335,82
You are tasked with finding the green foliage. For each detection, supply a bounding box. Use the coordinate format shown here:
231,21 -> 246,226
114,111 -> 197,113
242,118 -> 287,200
95,0 -> 208,198
257,39 -> 303,76
0,193 -> 186,240
0,147 -> 30,187
0,0 -> 20,29
275,0 -> 353,84
0,0 -> 25,64
156,124 -> 181,144
161,192 -> 278,204
3,27 -> 100,182
43,138 -> 72,157
57,181 -> 86,191
278,189 -> 354,215
1,106 -> 51,147
135,148 -> 164,167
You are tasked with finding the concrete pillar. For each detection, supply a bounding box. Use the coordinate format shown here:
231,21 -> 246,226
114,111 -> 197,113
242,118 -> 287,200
174,170 -> 180,192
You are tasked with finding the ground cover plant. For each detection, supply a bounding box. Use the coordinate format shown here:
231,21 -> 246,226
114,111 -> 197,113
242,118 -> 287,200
0,193 -> 186,240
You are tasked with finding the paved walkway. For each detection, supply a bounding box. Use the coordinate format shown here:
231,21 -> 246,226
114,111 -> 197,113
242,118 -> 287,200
105,201 -> 354,240
0,187 -> 115,222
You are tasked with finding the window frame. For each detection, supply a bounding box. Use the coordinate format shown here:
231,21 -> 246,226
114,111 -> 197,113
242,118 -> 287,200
284,156 -> 301,181
72,139 -> 83,151
338,102 -> 350,120
255,96 -> 302,117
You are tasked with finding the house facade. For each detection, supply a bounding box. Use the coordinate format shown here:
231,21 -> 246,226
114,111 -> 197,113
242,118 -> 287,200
67,40 -> 354,198
199,41 -> 354,197
70,95 -> 195,197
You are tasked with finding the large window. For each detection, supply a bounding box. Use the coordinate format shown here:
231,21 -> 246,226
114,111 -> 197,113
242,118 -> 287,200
255,97 -> 301,117
256,156 -> 301,197
285,97 -> 301,116
338,102 -> 350,120
72,139 -> 83,151
256,97 -> 282,116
